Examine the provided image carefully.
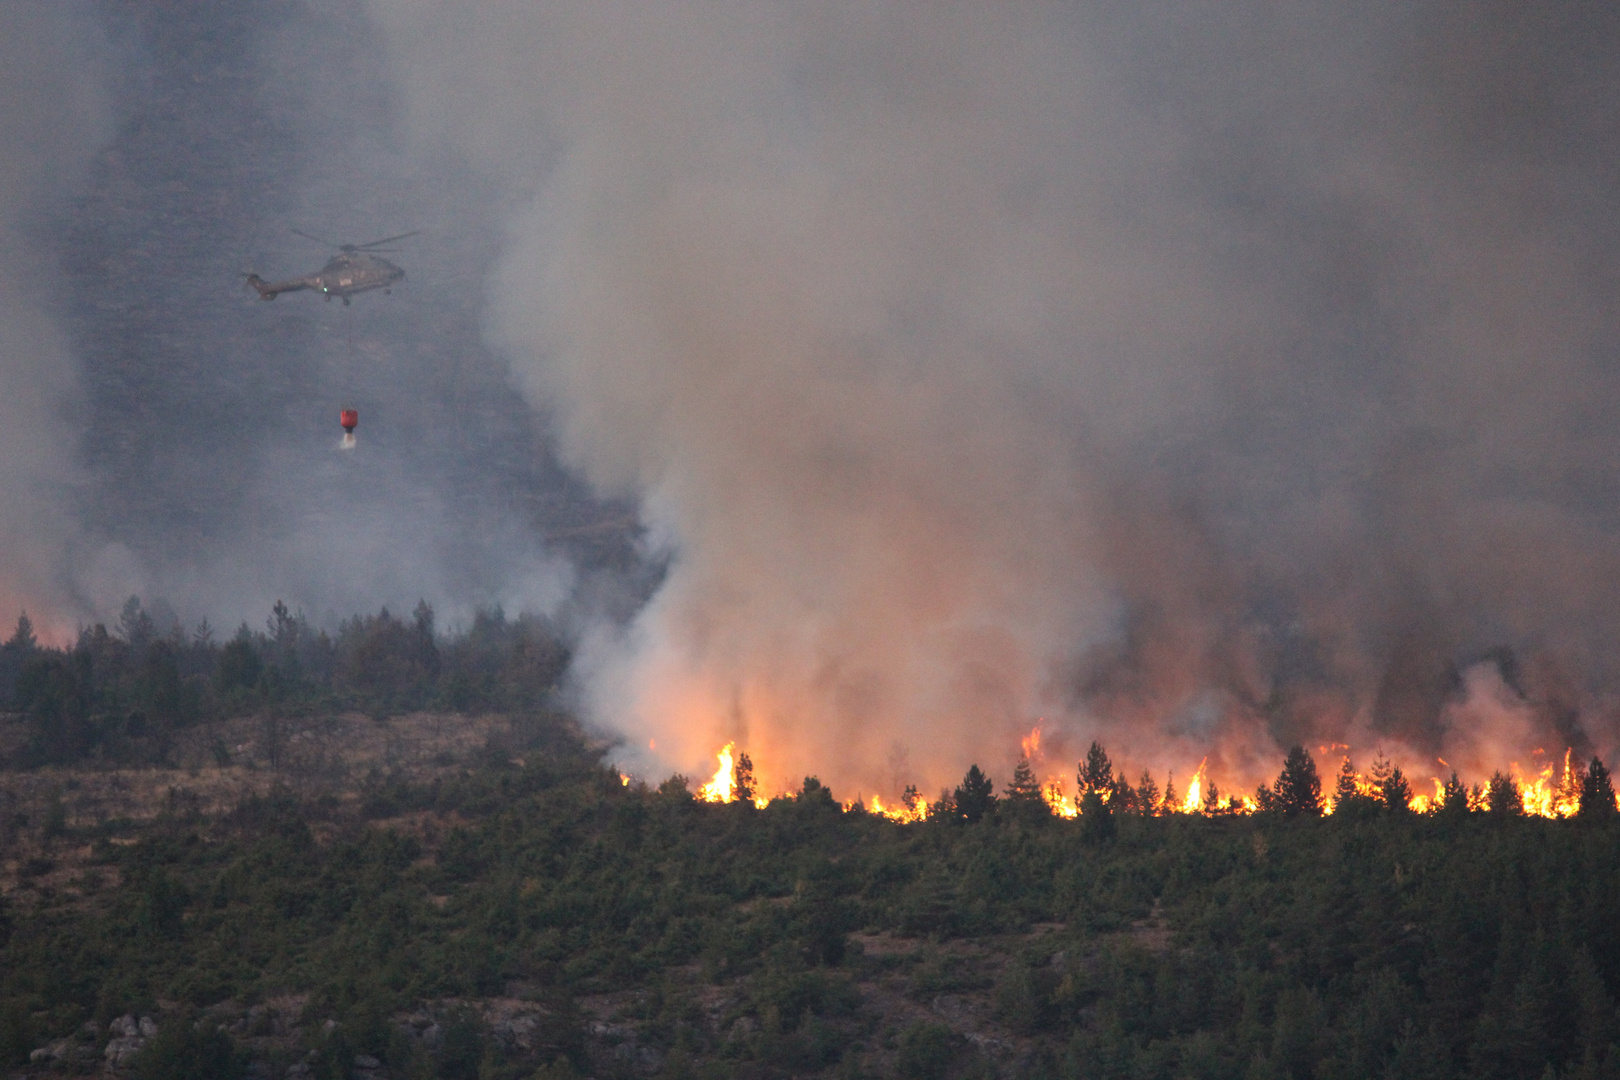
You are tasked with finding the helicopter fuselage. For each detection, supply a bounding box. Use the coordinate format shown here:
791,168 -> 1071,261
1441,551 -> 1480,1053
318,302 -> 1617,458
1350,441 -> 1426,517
247,251 -> 405,306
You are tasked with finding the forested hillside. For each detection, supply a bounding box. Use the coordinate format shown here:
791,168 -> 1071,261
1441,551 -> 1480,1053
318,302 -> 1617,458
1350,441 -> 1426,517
3,602 -> 1620,1080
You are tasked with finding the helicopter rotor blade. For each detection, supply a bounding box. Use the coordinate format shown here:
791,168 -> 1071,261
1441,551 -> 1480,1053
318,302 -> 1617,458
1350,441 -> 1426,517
290,227 -> 340,247
352,230 -> 419,249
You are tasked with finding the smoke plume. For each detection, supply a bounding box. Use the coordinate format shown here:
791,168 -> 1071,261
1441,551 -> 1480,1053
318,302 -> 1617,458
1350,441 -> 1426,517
0,3 -> 608,639
0,2 -> 111,638
364,1 -> 1620,797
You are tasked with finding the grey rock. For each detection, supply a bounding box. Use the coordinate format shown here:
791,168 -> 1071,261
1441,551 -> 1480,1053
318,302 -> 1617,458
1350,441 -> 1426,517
420,1023 -> 442,1049
104,1035 -> 145,1067
112,1014 -> 140,1038
138,1016 -> 159,1038
286,1062 -> 312,1078
503,1014 -> 537,1049
353,1054 -> 380,1069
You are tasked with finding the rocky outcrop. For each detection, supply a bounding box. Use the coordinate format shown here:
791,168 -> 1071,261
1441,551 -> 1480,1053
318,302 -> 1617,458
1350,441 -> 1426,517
103,1013 -> 158,1069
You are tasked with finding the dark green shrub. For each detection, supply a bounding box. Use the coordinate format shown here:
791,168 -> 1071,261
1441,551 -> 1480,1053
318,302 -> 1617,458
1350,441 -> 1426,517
897,1022 -> 954,1080
131,1015 -> 240,1080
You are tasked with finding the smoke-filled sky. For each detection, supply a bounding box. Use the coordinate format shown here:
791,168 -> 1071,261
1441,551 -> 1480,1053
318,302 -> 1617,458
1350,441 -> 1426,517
7,1 -> 1620,797
1,2 -> 624,644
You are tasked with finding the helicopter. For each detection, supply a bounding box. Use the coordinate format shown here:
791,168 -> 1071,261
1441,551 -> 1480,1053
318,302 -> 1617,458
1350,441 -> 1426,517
245,229 -> 417,305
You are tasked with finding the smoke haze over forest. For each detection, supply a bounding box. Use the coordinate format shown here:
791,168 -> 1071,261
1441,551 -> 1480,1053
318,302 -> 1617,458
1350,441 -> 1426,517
6,1 -> 1620,797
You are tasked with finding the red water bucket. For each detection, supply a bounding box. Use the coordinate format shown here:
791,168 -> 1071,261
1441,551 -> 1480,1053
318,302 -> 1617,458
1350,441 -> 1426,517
340,409 -> 358,433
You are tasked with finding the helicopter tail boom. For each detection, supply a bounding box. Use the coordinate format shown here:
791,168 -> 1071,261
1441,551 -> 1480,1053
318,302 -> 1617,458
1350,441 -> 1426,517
245,273 -> 314,300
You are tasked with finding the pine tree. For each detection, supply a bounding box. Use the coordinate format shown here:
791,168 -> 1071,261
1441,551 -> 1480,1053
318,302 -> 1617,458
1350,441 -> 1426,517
1332,757 -> 1376,818
1370,752 -> 1393,786
1382,766 -> 1413,814
1579,757 -> 1617,819
1110,775 -> 1138,815
1440,771 -> 1469,816
954,765 -> 996,823
732,751 -> 757,804
1078,742 -> 1114,796
1080,787 -> 1115,842
1570,947 -> 1617,1066
1274,746 -> 1323,816
1005,756 -> 1043,803
1486,771 -> 1522,817
901,784 -> 921,814
6,613 -> 35,651
1253,781 -> 1277,813
1004,757 -> 1049,823
1136,770 -> 1160,817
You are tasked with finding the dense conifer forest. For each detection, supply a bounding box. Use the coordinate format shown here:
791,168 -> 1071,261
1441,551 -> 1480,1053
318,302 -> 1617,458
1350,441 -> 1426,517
2,602 -> 1620,1080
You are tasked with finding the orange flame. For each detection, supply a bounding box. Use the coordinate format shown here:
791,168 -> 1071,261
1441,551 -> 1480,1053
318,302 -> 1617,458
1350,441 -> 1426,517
1514,751 -> 1584,818
865,792 -> 930,823
1043,779 -> 1079,818
1183,758 -> 1208,813
699,742 -> 736,803
1021,725 -> 1043,761
1020,723 -> 1080,817
698,735 -> 1614,822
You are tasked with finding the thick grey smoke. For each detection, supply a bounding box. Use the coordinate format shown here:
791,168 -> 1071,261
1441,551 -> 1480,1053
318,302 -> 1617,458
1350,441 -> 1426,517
0,3 -> 111,639
366,1 -> 1620,797
2,3 -> 613,640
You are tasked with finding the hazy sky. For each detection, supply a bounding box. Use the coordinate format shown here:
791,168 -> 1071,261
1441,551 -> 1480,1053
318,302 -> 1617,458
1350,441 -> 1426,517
7,1 -> 1620,796
1,2 -> 613,645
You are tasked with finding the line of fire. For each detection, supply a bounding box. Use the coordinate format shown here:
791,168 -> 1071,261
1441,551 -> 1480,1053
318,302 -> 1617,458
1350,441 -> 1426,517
656,729 -> 1620,824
